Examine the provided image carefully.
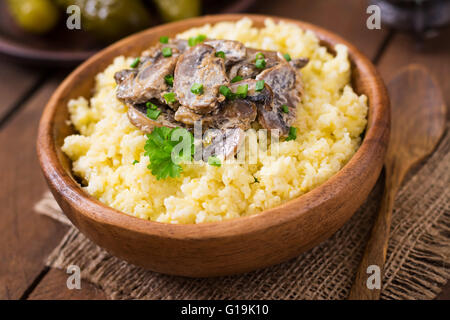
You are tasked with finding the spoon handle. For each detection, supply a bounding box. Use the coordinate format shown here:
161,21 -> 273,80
348,171 -> 399,300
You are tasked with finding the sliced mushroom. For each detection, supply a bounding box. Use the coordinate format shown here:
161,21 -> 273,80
174,44 -> 228,114
127,103 -> 184,134
204,39 -> 246,66
290,57 -> 309,69
115,56 -> 179,105
255,62 -> 303,136
202,128 -> 245,160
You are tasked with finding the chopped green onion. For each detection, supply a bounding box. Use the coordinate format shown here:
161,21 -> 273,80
130,57 -> 140,68
236,84 -> 248,99
190,83 -> 204,95
188,34 -> 207,46
253,176 -> 259,183
147,107 -> 161,120
162,47 -> 172,57
146,101 -> 158,110
255,58 -> 266,69
219,85 -> 233,99
231,76 -> 243,83
208,156 -> 221,167
286,126 -> 297,141
163,92 -> 177,104
188,37 -> 196,47
132,160 -> 139,165
283,53 -> 292,61
215,51 -> 225,59
255,80 -> 265,92
255,52 -> 265,60
159,36 -> 169,44
164,74 -> 174,86
281,105 -> 289,113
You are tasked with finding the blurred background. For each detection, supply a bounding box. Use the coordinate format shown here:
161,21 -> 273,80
0,0 -> 449,67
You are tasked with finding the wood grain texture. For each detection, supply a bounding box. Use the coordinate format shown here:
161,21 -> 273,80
348,65 -> 447,300
28,269 -> 106,300
36,14 -> 389,277
0,77 -> 70,299
378,29 -> 450,120
0,61 -> 44,121
253,0 -> 388,61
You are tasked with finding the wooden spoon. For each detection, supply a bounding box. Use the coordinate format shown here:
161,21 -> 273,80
348,64 -> 447,300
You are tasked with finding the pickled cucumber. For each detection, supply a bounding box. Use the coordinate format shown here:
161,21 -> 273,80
7,0 -> 59,34
153,0 -> 201,22
57,0 -> 151,41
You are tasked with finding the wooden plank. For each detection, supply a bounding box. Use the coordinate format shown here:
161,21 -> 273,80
28,269 -> 106,300
377,29 -> 450,299
253,0 -> 389,61
0,77 -> 70,299
0,60 -> 44,122
377,29 -> 450,118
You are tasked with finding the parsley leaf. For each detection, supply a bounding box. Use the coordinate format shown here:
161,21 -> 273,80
144,127 -> 194,180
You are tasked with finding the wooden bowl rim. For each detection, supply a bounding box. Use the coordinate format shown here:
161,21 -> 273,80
37,14 -> 389,241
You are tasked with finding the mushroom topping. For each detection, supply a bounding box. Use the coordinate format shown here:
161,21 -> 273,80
255,62 -> 304,136
204,39 -> 247,66
114,37 -> 309,160
202,128 -> 245,160
115,40 -> 188,105
127,102 -> 184,134
173,44 -> 228,114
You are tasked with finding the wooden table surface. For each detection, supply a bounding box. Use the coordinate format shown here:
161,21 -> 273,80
0,0 -> 448,300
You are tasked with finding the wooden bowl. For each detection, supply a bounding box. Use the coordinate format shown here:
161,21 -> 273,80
37,14 -> 389,277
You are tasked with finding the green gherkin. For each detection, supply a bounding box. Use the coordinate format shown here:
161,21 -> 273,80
7,0 -> 60,34
57,0 -> 151,41
153,0 -> 201,22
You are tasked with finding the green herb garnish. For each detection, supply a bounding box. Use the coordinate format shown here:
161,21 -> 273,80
231,76 -> 243,83
147,107 -> 161,120
162,47 -> 172,57
255,52 -> 265,60
159,36 -> 169,44
281,105 -> 289,113
163,92 -> 177,104
130,57 -> 140,68
255,80 -> 265,92
215,51 -> 225,59
164,74 -> 174,86
144,127 -> 194,180
255,58 -> 266,69
236,84 -> 248,99
188,34 -> 207,46
286,126 -> 297,141
190,83 -> 204,95
219,85 -> 233,99
146,101 -> 158,110
132,160 -> 139,165
208,156 -> 221,167
283,53 -> 291,61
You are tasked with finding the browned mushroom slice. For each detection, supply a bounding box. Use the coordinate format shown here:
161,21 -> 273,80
127,103 -> 183,134
227,48 -> 283,80
290,57 -> 309,69
174,106 -> 215,127
174,44 -> 228,114
202,128 -> 245,160
256,62 -> 303,136
212,99 -> 257,131
204,40 -> 246,66
115,55 -> 179,105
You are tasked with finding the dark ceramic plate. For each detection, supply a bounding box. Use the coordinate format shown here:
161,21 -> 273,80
0,0 -> 256,67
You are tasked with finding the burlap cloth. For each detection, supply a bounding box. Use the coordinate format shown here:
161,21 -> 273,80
35,127 -> 450,300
